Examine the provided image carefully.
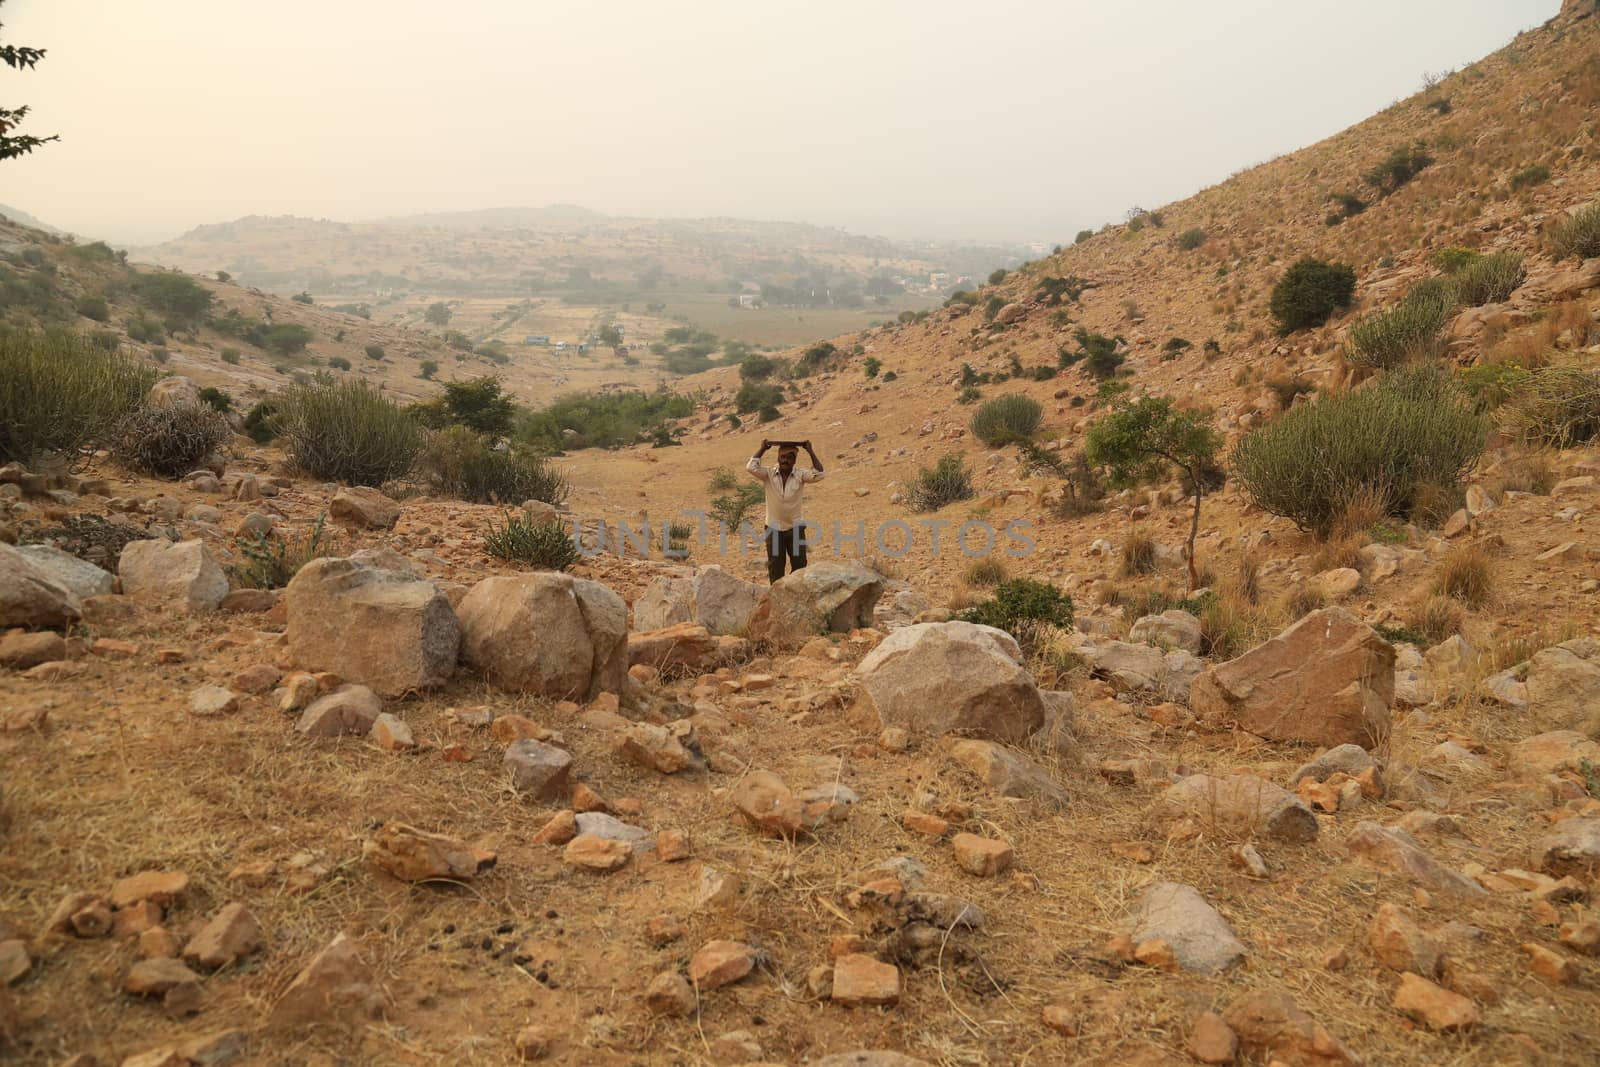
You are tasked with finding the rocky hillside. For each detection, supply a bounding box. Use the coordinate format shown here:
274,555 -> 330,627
3,4 -> 1600,1067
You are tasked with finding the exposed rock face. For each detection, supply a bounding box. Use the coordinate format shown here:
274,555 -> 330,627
633,564 -> 764,635
1161,773 -> 1319,842
285,556 -> 459,697
1524,639 -> 1600,734
119,540 -> 230,614
16,545 -> 114,600
1073,637 -> 1204,701
328,486 -> 401,530
856,621 -> 1045,744
1128,609 -> 1203,654
755,561 -> 883,648
457,573 -> 626,701
1128,882 -> 1245,974
627,622 -> 721,671
0,543 -> 82,629
1190,608 -> 1393,749
948,739 -> 1068,805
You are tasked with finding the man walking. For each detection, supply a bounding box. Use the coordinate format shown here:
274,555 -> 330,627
746,437 -> 825,582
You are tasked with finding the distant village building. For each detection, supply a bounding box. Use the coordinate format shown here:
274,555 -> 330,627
738,293 -> 759,308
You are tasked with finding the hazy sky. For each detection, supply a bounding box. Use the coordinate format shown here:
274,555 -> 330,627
1,0 -> 1560,246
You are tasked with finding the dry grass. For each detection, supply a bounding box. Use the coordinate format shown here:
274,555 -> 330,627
1406,594 -> 1466,644
1119,535 -> 1158,578
962,558 -> 1008,589
1487,450 -> 1558,496
1433,543 -> 1495,608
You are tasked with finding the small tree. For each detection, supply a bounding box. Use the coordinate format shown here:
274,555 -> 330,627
425,302 -> 451,326
419,359 -> 439,380
1,1 -> 58,162
1086,395 -> 1221,591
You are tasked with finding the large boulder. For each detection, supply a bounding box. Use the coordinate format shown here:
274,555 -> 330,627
1074,637 -> 1204,702
148,376 -> 201,410
1160,773 -> 1319,843
1525,639 -> 1600,735
457,573 -> 626,701
118,539 -> 229,614
329,486 -> 401,531
1127,610 -> 1203,654
633,564 -> 763,635
16,545 -> 115,601
754,561 -> 883,648
285,557 -> 459,696
1128,882 -> 1245,974
628,622 -> 721,671
856,621 -> 1044,744
0,543 -> 80,629
1190,607 -> 1393,749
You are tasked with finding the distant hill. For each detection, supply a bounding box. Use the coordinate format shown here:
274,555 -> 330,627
372,203 -> 607,230
0,202 -> 66,235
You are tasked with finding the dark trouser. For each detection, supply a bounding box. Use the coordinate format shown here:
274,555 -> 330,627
765,525 -> 807,583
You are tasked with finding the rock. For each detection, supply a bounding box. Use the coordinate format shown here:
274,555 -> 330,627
183,904 -> 262,970
285,556 -> 459,697
1289,744 -> 1379,786
269,933 -> 383,1027
1346,822 -> 1485,896
111,870 -> 190,909
1522,941 -> 1578,984
16,544 -> 115,600
618,721 -> 705,774
1537,817 -> 1600,877
1161,773 -> 1318,842
138,926 -> 182,958
189,685 -> 239,717
148,376 -> 201,409
118,540 -> 228,614
951,832 -> 1013,877
1128,609 -> 1203,653
369,713 -> 414,751
0,941 -> 30,985
857,621 -> 1044,743
329,486 -> 401,530
1074,637 -> 1203,700
1187,1011 -> 1238,1064
296,684 -> 382,737
732,771 -> 804,837
1367,904 -> 1441,976
1559,919 -> 1600,955
1316,567 -> 1362,598
755,560 -> 883,648
219,588 -> 277,614
947,739 -> 1068,805
1481,668 -> 1529,708
1525,639 -> 1600,733
574,812 -> 654,853
1393,972 -> 1479,1031
1512,731 -> 1600,776
635,564 -> 764,635
503,739 -> 573,800
812,1054 -> 933,1067
0,630 -> 67,670
0,542 -> 81,628
563,834 -> 631,872
364,823 -> 495,881
645,970 -> 696,1016
831,954 -> 901,1006
457,573 -> 626,701
687,940 -> 755,991
124,957 -> 199,996
627,622 -> 721,671
1190,607 -> 1393,748
1223,990 -> 1360,1067
994,301 -> 1027,324
532,810 -> 578,845
1128,882 -> 1245,974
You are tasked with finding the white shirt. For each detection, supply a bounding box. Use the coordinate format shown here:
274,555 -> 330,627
746,456 -> 824,531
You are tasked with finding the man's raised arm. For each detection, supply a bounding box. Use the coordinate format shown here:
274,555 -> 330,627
802,438 -> 824,480
745,438 -> 771,479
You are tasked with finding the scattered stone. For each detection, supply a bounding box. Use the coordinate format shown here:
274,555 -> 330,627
627,621 -> 722,671
124,957 -> 200,996
688,940 -> 756,991
1393,972 -> 1479,1032
695,866 -> 742,910
1161,773 -> 1318,842
137,927 -> 181,960
563,834 -> 631,872
951,833 -> 1013,877
1041,1003 -> 1080,1036
532,810 -> 578,845
502,739 -> 573,800
1128,609 -> 1203,653
1190,607 -> 1393,749
183,904 -> 262,969
118,540 -> 228,614
902,811 -> 949,836
1523,941 -> 1578,984
111,870 -> 190,910
732,771 -> 804,837
0,542 -> 81,628
618,721 -> 704,774
1525,639 -> 1600,733
656,829 -> 691,862
1223,990 -> 1360,1067
1230,843 -> 1269,879
831,954 -> 901,1006
947,739 -> 1068,805
1559,919 -> 1600,955
189,685 -> 239,717
329,486 -> 401,530
364,823 -> 496,881
369,713 -> 415,751
1345,822 -> 1485,896
645,970 -> 696,1016
0,941 -> 30,985
1367,904 -> 1441,976
1128,882 -> 1245,974
285,556 -> 459,697
857,621 -> 1045,743
296,684 -> 382,737
753,560 -> 883,648
268,932 -> 383,1026
0,630 -> 67,670
1187,1011 -> 1238,1064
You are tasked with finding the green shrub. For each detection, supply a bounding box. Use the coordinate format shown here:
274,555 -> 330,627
1460,360 -> 1533,410
1074,329 -> 1125,378
907,454 -> 974,512
964,557 -> 1008,587
793,341 -> 838,376
1452,252 -> 1524,306
739,354 -> 777,381
757,403 -> 781,423
1270,258 -> 1356,334
864,356 -> 881,378
129,272 -> 213,322
242,400 -> 279,443
483,513 -> 579,570
971,394 -> 1043,446
1364,142 -> 1433,194
365,343 -> 385,360
113,404 -> 230,478
197,386 -> 232,412
419,359 -> 439,380
1548,203 -> 1600,261
149,346 -> 170,364
988,268 -> 1009,285
1075,229 -> 1094,244
1501,366 -> 1600,447
515,390 -> 693,451
1231,364 -> 1487,535
1035,275 -> 1087,305
74,293 -> 109,322
882,370 -> 897,382
1344,279 -> 1457,369
1176,228 -> 1207,251
955,578 -> 1074,651
708,466 -> 738,492
231,515 -> 334,590
258,323 -> 313,355
220,346 -> 240,365
126,314 -> 164,344
1430,247 -> 1480,274
958,385 -> 981,404
420,425 -> 567,505
273,375 -> 422,486
327,355 -> 351,371
735,381 -> 784,414
1510,164 -> 1551,190
1162,337 -> 1192,358
0,329 -> 154,465
709,482 -> 764,530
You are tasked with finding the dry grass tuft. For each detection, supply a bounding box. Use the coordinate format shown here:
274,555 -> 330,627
1407,593 -> 1466,644
1433,543 -> 1495,608
1119,534 -> 1158,577
963,557 -> 1008,588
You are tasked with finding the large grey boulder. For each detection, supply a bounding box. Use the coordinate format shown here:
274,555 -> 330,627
1190,607 -> 1393,749
633,564 -> 763,635
0,542 -> 80,629
118,539 -> 229,614
1128,609 -> 1203,654
856,621 -> 1044,744
1525,639 -> 1600,735
16,545 -> 115,601
1128,882 -> 1245,974
1160,773 -> 1319,842
285,556 -> 459,696
457,573 -> 627,701
754,560 -> 883,648
1074,637 -> 1204,702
